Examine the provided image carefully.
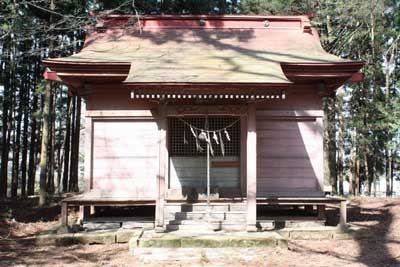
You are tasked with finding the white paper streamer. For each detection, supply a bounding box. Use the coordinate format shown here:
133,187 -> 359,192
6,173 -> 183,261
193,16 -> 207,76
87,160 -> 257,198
224,129 -> 231,141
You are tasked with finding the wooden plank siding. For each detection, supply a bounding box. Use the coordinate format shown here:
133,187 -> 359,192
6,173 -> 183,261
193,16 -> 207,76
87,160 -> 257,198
169,156 -> 240,188
91,120 -> 159,198
256,111 -> 324,197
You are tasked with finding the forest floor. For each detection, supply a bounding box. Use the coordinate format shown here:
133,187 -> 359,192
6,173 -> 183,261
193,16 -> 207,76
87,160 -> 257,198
0,197 -> 399,267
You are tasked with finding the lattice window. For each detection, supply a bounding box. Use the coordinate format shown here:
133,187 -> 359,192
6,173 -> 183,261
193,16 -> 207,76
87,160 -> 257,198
168,117 -> 240,157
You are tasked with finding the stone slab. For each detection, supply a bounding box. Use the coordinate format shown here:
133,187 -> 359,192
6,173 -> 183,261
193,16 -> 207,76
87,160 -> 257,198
73,230 -> 117,244
33,229 -> 118,246
288,230 -> 334,240
82,222 -> 121,231
121,221 -> 154,230
132,230 -> 287,250
116,228 -> 143,243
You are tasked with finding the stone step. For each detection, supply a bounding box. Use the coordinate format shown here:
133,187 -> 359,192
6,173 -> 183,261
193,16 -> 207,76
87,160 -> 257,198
165,203 -> 246,213
131,230 -> 288,249
165,224 -> 246,232
166,218 -> 247,225
165,211 -> 246,221
258,219 -> 325,230
166,223 -> 210,231
165,221 -> 247,231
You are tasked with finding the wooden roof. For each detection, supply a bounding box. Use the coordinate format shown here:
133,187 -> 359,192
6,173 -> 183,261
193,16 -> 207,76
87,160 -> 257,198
43,15 -> 363,89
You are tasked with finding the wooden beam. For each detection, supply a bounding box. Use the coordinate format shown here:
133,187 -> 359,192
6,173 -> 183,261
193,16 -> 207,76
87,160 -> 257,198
256,110 -> 324,117
85,110 -> 157,118
246,104 -> 257,232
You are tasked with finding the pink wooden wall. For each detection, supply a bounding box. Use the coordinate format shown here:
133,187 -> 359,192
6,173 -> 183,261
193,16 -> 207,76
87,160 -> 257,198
84,85 -> 325,199
91,120 -> 159,198
256,111 -> 324,197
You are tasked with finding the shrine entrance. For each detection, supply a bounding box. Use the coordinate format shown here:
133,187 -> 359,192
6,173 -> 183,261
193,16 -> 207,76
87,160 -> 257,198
167,116 -> 242,200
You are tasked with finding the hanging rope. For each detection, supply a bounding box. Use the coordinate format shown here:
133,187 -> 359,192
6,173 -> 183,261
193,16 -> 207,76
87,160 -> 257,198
178,117 -> 241,156
177,117 -> 241,133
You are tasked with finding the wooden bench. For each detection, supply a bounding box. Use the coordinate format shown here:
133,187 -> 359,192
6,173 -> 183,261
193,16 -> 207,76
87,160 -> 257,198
256,197 -> 348,229
60,193 -> 156,227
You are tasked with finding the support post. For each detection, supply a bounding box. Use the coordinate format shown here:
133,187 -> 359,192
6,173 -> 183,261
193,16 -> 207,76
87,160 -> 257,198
83,116 -> 93,192
305,205 -> 314,214
317,205 -> 325,220
339,200 -> 347,230
61,202 -> 68,227
79,205 -> 90,223
240,116 -> 247,196
155,105 -> 167,231
246,104 -> 257,232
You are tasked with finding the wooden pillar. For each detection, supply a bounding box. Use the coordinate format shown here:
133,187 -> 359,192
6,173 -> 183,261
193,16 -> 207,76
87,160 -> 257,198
240,116 -> 247,196
61,202 -> 68,227
305,205 -> 314,214
79,205 -> 90,223
317,205 -> 325,220
83,116 -> 93,192
315,117 -> 325,192
155,105 -> 167,230
246,104 -> 257,232
339,200 -> 347,230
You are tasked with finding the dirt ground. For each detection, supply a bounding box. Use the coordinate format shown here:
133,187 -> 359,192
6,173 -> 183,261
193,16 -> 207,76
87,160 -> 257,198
0,197 -> 399,267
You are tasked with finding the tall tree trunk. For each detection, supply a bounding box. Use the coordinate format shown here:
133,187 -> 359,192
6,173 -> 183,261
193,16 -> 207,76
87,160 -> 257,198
323,97 -> 337,193
56,89 -> 63,194
355,147 -> 360,196
386,150 -> 392,196
62,96 -> 72,192
38,0 -> 55,205
0,68 -> 10,198
365,146 -> 371,196
69,96 -> 81,192
38,82 -> 52,206
384,42 -> 395,196
390,150 -> 395,196
10,82 -> 20,198
47,92 -> 56,194
372,155 -> 377,197
68,96 -> 76,192
27,91 -> 38,196
336,87 -> 345,195
20,83 -> 30,197
12,84 -> 23,198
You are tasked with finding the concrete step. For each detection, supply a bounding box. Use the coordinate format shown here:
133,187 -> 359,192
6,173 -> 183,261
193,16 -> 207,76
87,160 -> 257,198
166,224 -> 247,231
165,211 -> 246,221
131,230 -> 288,249
165,203 -> 246,213
166,223 -> 210,231
258,219 -> 325,230
165,220 -> 247,231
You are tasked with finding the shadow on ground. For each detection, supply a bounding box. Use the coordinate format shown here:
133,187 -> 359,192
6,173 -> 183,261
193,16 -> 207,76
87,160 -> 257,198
290,198 -> 400,267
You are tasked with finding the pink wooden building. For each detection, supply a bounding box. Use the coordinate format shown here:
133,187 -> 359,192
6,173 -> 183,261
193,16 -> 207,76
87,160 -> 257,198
44,15 -> 363,231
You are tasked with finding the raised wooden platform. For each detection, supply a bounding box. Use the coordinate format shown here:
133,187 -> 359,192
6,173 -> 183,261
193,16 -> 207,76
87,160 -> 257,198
60,192 -> 156,227
60,193 -> 347,230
